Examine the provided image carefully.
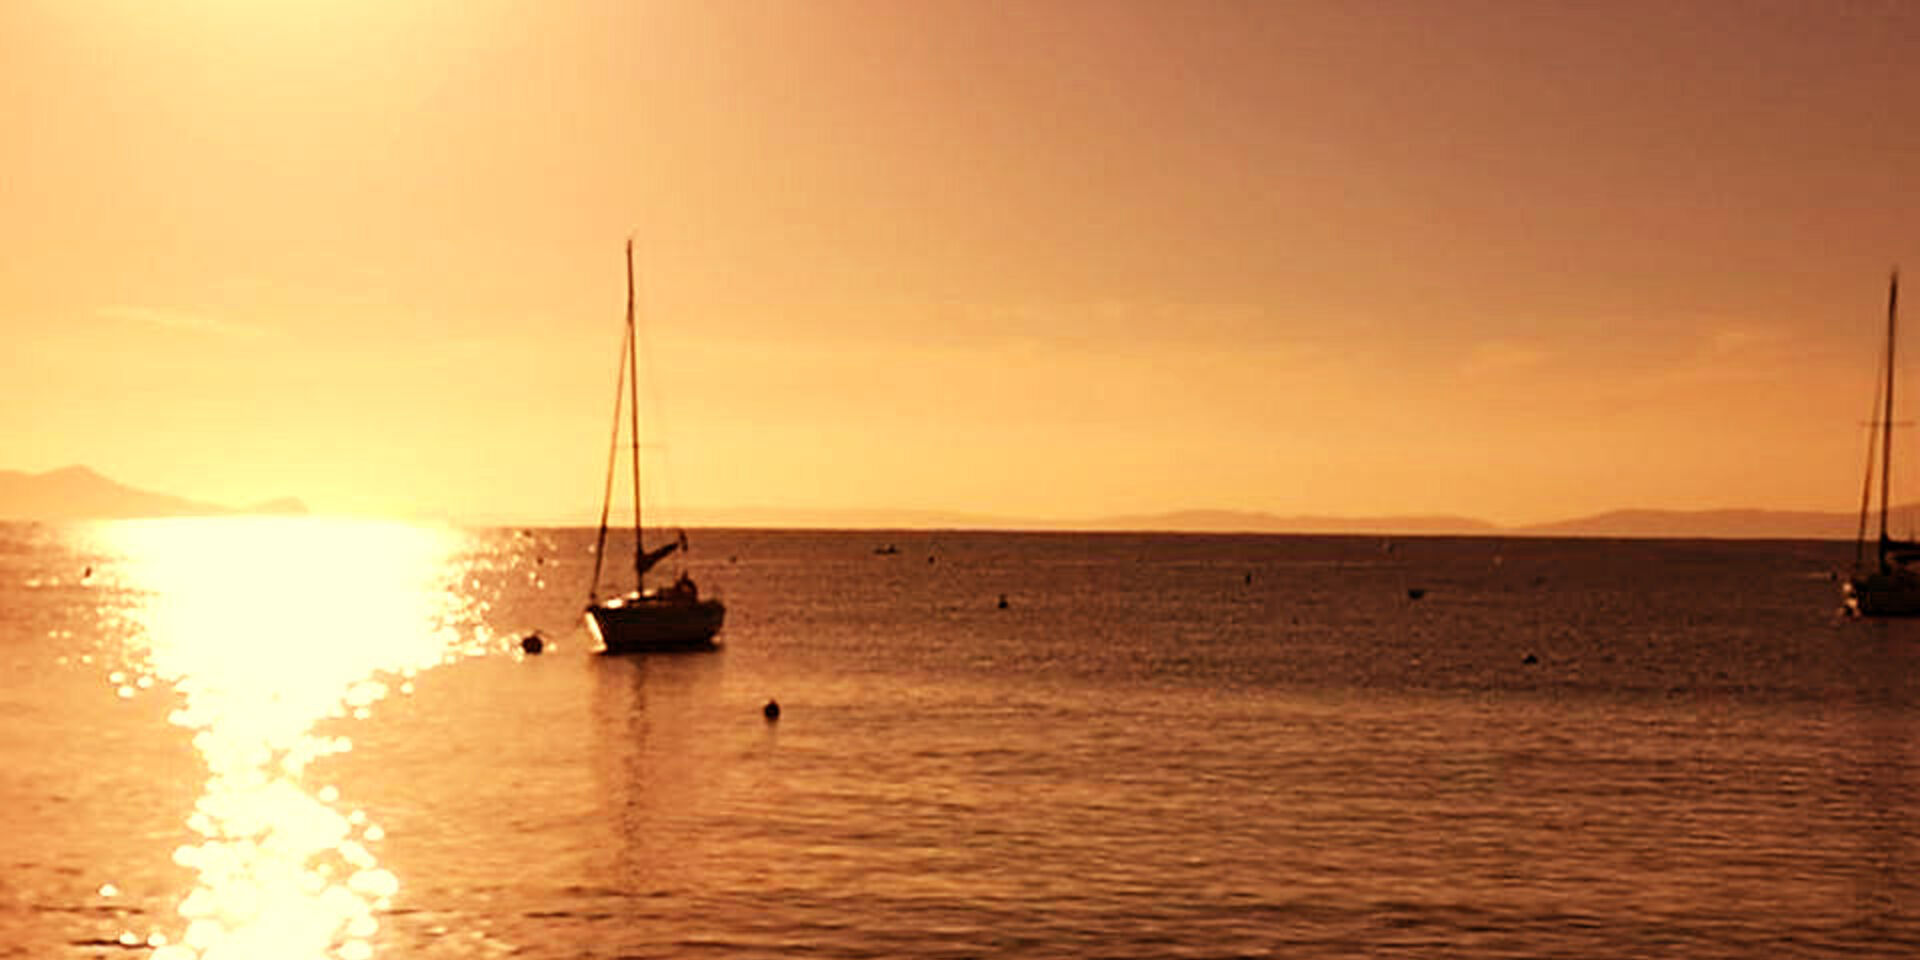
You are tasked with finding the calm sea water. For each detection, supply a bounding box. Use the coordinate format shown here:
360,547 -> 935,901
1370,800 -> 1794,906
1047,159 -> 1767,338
1,519 -> 1915,959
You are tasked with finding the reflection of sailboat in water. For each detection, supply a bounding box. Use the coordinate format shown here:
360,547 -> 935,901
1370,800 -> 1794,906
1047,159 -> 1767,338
1844,271 -> 1920,616
584,240 -> 725,652
586,653 -> 730,915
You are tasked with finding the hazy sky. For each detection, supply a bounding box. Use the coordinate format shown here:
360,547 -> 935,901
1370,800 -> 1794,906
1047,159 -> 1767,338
3,0 -> 1917,525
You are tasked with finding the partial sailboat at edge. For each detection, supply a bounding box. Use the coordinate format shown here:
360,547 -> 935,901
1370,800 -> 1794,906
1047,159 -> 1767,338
1843,270 -> 1920,617
583,240 -> 726,652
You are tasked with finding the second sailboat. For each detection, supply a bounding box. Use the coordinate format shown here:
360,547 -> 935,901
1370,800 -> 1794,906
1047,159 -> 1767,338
1844,271 -> 1920,617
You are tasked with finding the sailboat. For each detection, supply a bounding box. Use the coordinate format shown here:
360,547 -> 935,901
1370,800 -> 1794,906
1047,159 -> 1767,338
583,240 -> 726,652
1843,271 -> 1920,617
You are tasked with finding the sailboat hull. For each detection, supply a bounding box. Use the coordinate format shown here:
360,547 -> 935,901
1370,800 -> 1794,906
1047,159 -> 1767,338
1844,571 -> 1920,617
586,594 -> 726,653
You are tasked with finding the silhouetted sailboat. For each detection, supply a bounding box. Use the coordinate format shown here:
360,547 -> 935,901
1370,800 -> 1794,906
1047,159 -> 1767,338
584,240 -> 725,652
1843,271 -> 1920,617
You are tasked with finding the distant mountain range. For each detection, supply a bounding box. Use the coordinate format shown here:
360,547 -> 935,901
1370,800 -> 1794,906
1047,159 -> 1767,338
1110,506 -> 1914,540
1078,509 -> 1498,535
635,505 -> 1504,535
679,503 -> 1920,541
675,503 -> 1901,540
1094,506 -> 1920,540
1,465 -> 1904,540
1510,507 -> 1901,541
0,466 -> 306,520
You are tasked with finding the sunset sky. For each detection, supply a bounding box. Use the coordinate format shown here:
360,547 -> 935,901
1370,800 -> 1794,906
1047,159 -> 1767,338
3,0 -> 1917,526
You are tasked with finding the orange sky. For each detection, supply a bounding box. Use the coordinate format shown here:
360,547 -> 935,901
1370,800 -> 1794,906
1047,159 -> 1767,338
3,1 -> 1917,526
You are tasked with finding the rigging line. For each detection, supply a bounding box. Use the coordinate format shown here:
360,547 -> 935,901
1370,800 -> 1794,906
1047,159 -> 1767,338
1881,270 -> 1901,567
627,239 -> 646,591
630,276 -> 683,536
624,232 -> 694,549
589,307 -> 634,605
1856,353 -> 1887,574
626,232 -> 691,543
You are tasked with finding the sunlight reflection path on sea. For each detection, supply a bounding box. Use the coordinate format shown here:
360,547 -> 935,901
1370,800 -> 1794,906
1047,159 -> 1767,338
95,518 -> 489,960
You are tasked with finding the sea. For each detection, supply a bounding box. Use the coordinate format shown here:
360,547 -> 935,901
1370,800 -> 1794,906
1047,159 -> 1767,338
1,518 -> 1916,959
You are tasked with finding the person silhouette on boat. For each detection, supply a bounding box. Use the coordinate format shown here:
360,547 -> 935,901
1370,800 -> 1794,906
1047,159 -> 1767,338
669,570 -> 699,600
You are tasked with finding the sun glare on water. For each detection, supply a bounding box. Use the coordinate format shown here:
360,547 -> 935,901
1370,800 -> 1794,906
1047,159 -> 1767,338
95,517 -> 487,960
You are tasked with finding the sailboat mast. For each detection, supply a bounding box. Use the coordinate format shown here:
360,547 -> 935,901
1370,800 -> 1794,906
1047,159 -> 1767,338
1881,271 -> 1901,569
626,240 -> 646,590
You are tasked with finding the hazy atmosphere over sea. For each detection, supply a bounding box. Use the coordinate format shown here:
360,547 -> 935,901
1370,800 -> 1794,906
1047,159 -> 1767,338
3,1 -> 1918,527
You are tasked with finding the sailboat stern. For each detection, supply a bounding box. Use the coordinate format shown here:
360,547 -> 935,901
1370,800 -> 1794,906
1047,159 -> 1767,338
1843,568 -> 1920,617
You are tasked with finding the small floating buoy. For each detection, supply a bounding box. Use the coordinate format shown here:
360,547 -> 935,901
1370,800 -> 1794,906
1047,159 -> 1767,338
520,633 -> 545,655
763,699 -> 780,721
1522,652 -> 1539,665
997,593 -> 1009,609
1407,588 -> 1427,600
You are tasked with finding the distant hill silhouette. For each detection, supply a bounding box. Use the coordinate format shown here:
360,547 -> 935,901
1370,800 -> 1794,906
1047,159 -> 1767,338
1095,506 -> 1897,540
1082,509 -> 1498,535
662,505 -> 1884,540
6,464 -> 1887,539
652,505 -> 1498,534
0,466 -> 307,520
1514,506 -> 1915,541
1086,506 -> 1901,540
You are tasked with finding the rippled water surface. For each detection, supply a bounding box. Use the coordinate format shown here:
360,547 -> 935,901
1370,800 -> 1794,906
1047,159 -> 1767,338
2,521 -> 1916,958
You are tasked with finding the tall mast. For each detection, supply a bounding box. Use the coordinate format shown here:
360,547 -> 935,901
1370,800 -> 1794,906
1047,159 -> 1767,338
629,238 -> 645,591
1881,270 -> 1900,569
